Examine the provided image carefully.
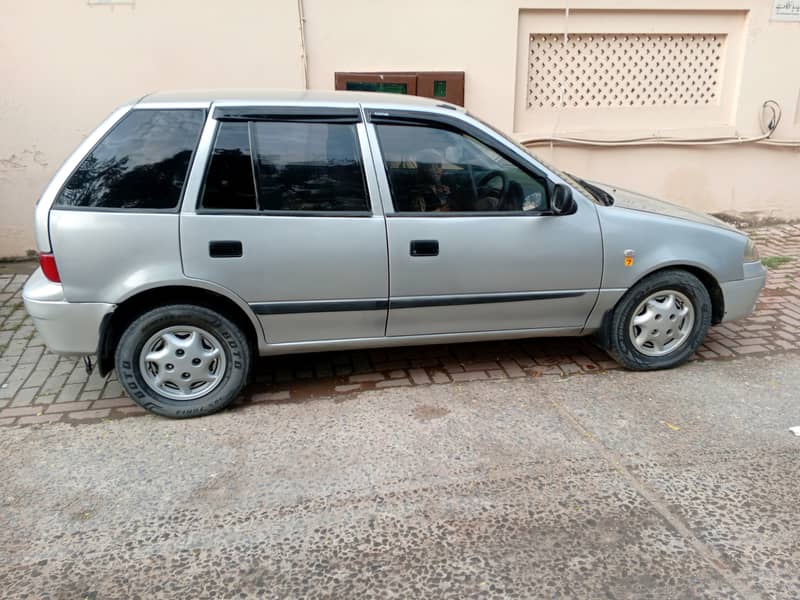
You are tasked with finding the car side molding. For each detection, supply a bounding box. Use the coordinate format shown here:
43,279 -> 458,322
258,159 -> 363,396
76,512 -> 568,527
250,290 -> 588,315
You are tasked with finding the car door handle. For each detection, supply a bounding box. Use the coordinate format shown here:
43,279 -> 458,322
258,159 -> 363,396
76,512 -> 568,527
209,240 -> 243,258
410,240 -> 439,257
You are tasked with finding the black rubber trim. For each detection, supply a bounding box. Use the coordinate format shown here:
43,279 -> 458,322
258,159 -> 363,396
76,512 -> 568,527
214,106 -> 361,123
194,209 -> 374,218
251,299 -> 389,315
250,291 -> 586,315
50,207 -> 183,214
96,312 -> 116,377
389,291 -> 586,309
385,211 -> 552,218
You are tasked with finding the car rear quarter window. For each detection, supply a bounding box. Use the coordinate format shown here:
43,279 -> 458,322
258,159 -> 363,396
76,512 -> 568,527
55,109 -> 205,210
251,121 -> 369,212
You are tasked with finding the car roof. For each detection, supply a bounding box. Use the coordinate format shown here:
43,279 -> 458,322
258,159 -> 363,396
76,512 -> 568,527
137,88 -> 464,111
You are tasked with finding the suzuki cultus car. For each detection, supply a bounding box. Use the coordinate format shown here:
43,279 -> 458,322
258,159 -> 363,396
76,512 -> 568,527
23,90 -> 766,417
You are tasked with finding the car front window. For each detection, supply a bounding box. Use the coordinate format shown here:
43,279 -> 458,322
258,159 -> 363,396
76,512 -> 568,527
375,123 -> 549,213
467,112 -> 603,204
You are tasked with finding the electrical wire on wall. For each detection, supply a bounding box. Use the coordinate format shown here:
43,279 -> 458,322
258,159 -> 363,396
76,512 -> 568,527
297,0 -> 309,89
523,100 -> 800,148
549,1 -> 569,155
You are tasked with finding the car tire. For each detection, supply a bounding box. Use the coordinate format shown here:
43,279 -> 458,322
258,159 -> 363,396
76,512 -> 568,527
602,270 -> 712,371
115,304 -> 251,418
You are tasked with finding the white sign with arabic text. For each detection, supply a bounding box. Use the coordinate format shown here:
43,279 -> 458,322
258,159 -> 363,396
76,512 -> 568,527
773,0 -> 800,21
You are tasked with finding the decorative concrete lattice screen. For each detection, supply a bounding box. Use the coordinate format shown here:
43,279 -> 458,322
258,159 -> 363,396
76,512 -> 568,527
527,33 -> 725,109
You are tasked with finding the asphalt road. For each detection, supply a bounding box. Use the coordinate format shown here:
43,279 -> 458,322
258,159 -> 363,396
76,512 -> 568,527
1,353 -> 799,599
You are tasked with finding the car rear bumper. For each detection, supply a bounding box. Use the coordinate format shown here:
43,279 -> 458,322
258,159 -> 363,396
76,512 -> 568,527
22,269 -> 115,355
720,262 -> 767,323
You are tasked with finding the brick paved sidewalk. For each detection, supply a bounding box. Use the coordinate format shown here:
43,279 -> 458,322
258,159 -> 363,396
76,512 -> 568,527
2,223 -> 799,427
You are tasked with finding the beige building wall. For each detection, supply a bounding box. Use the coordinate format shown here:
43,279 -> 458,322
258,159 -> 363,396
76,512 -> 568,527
0,0 -> 304,258
2,0 -> 798,257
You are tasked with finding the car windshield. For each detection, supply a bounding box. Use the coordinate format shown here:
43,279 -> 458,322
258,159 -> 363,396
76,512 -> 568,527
467,112 -> 608,205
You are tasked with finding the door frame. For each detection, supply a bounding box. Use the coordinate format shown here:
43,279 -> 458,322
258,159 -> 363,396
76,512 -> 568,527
179,102 -> 392,349
359,104 -> 603,337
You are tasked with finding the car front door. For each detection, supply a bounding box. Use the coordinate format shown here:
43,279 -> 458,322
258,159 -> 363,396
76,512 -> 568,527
180,106 -> 388,345
365,109 -> 602,337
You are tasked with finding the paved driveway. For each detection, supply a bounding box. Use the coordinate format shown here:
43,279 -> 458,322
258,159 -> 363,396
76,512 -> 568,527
1,353 -> 798,598
1,224 -> 799,426
2,223 -> 799,598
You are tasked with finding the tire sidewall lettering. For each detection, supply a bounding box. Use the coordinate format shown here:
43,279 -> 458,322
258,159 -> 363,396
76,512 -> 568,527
114,305 -> 251,418
609,271 -> 711,370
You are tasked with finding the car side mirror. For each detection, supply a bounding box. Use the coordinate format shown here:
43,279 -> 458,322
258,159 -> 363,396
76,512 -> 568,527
551,184 -> 576,215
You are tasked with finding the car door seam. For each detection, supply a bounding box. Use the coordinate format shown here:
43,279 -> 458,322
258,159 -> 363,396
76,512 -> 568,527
360,103 -> 393,337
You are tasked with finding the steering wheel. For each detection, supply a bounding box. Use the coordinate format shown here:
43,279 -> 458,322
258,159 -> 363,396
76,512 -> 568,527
476,170 -> 509,206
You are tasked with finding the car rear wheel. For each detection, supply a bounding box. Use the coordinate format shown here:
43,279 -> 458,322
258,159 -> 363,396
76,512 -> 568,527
115,304 -> 251,418
603,270 -> 712,370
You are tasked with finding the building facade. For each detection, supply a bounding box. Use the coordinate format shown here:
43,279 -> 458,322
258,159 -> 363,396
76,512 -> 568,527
2,0 -> 798,257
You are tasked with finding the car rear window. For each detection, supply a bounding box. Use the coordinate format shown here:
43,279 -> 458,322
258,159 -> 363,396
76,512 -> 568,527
251,121 -> 369,212
55,109 -> 205,210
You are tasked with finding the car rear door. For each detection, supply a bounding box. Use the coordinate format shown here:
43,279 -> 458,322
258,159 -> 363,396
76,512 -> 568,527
365,108 -> 603,337
180,105 -> 388,345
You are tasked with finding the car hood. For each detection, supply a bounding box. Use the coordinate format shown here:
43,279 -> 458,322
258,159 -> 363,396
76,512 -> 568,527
589,181 -> 738,232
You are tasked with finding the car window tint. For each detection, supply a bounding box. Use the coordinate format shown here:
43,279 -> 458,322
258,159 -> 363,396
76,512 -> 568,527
251,121 -> 369,212
375,124 -> 548,213
200,122 -> 257,210
55,109 -> 205,210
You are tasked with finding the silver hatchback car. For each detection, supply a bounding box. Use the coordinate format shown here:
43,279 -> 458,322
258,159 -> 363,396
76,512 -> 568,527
23,90 -> 766,418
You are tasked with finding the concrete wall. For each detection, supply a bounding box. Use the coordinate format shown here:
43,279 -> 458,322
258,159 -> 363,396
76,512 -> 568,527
2,0 -> 798,257
519,2 -> 800,221
0,0 -> 304,257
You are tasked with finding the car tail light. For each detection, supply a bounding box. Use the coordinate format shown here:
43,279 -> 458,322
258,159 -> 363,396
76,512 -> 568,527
39,253 -> 61,283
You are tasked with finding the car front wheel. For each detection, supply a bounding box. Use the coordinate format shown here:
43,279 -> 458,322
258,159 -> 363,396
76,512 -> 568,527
115,304 -> 251,418
603,270 -> 712,370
